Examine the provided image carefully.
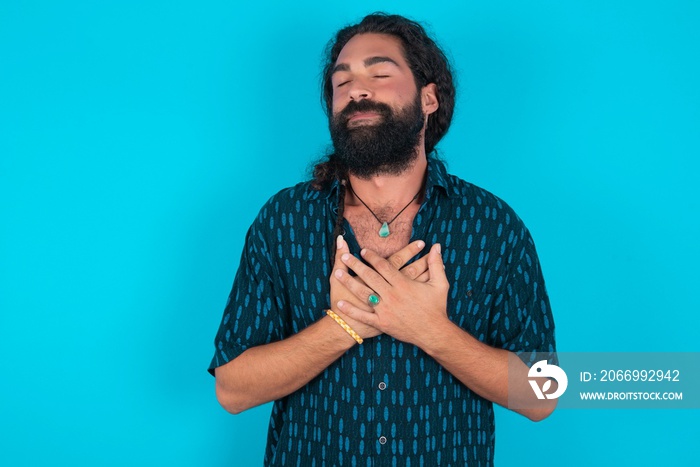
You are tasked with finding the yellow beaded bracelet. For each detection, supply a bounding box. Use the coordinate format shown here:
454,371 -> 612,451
326,309 -> 363,344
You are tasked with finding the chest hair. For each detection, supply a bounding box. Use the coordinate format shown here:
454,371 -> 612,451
343,205 -> 420,258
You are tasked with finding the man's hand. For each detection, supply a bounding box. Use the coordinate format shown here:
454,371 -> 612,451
329,236 -> 380,340
388,240 -> 431,283
334,244 -> 450,348
329,236 -> 429,340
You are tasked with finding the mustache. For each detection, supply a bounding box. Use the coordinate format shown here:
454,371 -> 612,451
337,99 -> 392,124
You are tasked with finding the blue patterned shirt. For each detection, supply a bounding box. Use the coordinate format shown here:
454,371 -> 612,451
209,157 -> 556,466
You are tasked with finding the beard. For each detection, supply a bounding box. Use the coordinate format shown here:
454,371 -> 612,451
329,93 -> 425,179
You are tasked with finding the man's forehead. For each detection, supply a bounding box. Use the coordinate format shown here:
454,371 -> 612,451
334,33 -> 406,66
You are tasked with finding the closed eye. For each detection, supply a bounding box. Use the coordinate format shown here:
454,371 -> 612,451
336,80 -> 351,88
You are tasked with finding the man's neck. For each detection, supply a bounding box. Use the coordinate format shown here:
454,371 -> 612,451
346,153 -> 428,211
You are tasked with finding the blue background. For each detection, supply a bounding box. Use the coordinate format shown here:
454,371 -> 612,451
1,1 -> 698,465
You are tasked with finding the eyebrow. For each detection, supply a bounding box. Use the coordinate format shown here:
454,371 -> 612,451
331,56 -> 401,75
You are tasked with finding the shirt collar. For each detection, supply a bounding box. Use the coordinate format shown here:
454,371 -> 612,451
324,178 -> 340,200
424,155 -> 453,198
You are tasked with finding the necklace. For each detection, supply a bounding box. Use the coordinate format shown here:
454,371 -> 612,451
347,182 -> 421,238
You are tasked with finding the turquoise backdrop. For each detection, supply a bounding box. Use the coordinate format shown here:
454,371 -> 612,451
1,1 -> 698,465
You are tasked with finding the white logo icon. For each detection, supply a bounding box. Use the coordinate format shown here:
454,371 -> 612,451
528,360 -> 568,399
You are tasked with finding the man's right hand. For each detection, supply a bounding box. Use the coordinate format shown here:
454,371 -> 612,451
329,236 -> 428,340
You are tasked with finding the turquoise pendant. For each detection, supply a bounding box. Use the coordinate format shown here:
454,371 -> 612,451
378,222 -> 390,237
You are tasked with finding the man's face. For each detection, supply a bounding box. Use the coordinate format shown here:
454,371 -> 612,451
329,33 -> 428,178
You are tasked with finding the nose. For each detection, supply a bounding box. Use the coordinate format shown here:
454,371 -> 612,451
348,79 -> 373,101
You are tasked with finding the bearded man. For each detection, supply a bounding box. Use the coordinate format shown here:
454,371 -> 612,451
208,13 -> 557,466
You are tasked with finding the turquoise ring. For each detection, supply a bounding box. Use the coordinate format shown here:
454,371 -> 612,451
368,294 -> 380,307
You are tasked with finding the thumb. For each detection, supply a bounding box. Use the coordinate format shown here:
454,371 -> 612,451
427,243 -> 447,284
334,235 -> 349,271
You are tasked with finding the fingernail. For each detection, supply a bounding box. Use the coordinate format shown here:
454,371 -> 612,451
417,240 -> 425,249
436,243 -> 442,254
334,269 -> 343,278
337,300 -> 345,308
341,253 -> 350,261
336,235 -> 343,248
360,249 -> 367,257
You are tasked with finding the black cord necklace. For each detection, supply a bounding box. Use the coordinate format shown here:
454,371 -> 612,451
347,183 -> 421,238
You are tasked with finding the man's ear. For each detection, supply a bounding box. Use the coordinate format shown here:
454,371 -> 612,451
421,83 -> 439,116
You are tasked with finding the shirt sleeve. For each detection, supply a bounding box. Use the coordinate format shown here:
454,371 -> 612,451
493,223 -> 557,356
207,208 -> 287,376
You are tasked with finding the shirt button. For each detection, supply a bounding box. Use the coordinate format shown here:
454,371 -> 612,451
379,436 -> 387,445
378,382 -> 387,390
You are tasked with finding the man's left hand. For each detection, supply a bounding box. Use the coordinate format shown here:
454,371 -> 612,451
334,243 -> 450,348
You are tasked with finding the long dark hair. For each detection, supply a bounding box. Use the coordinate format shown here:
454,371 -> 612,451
313,13 -> 456,246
